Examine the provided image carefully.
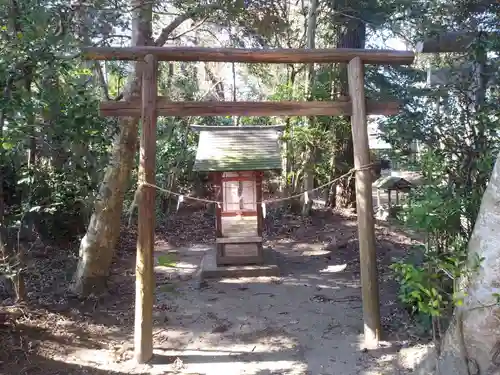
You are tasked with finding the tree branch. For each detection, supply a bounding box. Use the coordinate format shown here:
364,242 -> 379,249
167,15 -> 209,41
93,61 -> 110,100
154,4 -> 224,47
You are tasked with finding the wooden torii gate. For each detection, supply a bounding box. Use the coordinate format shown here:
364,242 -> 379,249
82,46 -> 415,363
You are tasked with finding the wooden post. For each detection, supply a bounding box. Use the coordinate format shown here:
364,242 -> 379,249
256,172 -> 263,237
215,172 -> 223,264
347,56 -> 381,347
134,54 -> 158,363
256,172 -> 264,262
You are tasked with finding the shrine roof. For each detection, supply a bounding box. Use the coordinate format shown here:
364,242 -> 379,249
192,126 -> 282,172
372,174 -> 424,190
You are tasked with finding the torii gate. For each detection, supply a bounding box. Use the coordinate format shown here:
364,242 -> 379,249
82,46 -> 415,363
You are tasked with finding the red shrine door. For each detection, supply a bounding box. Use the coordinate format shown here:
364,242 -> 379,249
217,171 -> 263,264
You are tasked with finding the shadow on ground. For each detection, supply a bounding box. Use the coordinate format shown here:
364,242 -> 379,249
140,209 -> 421,374
1,353 -> 150,375
1,207 -> 424,375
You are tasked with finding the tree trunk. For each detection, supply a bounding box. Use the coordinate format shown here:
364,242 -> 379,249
70,2 -> 228,296
334,13 -> 366,209
70,0 -> 152,296
280,66 -> 297,196
1,0 -> 30,301
335,140 -> 356,208
0,82 -> 9,299
301,0 -> 318,216
71,116 -> 140,295
415,151 -> 500,375
160,62 -> 174,214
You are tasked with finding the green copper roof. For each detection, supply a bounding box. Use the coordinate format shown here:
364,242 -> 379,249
373,176 -> 413,190
193,127 -> 282,172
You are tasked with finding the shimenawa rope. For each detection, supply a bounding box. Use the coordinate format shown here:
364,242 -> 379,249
126,163 -> 375,223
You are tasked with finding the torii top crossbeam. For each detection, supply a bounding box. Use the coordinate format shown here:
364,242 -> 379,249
82,46 -> 414,65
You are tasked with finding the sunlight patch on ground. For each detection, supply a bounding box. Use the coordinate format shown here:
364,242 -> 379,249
319,263 -> 348,273
356,340 -> 394,351
54,317 -> 76,327
283,281 -> 343,290
148,327 -> 307,375
157,357 -> 307,375
156,260 -> 198,270
218,276 -> 281,284
53,348 -> 115,367
276,238 -> 295,244
301,249 -> 330,256
153,349 -> 307,375
216,275 -> 361,290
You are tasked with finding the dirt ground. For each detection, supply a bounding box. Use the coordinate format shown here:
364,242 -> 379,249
0,206 -> 430,375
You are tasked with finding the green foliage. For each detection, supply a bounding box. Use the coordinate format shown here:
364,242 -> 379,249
0,0 -> 121,291
391,257 -> 448,317
385,0 -> 500,331
390,144 -> 493,327
0,0 -> 208,295
1,0 -> 498,310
